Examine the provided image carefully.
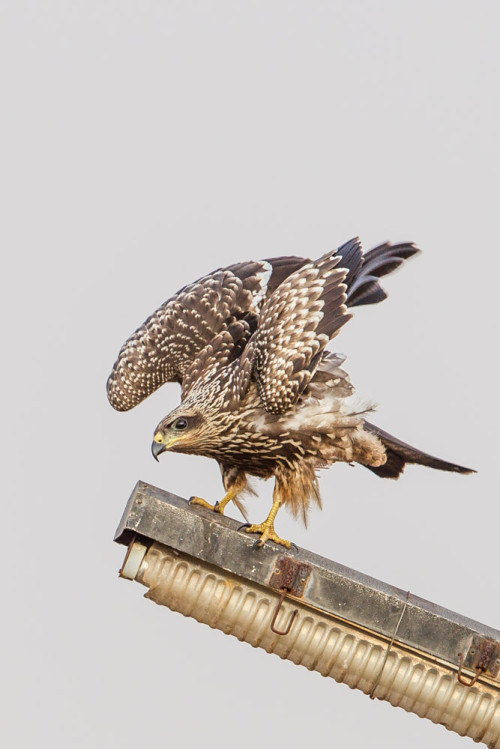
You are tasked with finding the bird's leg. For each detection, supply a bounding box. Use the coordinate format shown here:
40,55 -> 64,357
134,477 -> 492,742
190,466 -> 248,516
242,495 -> 291,549
190,487 -> 237,515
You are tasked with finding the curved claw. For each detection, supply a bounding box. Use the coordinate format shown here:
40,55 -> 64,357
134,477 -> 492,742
242,522 -> 292,550
189,496 -> 217,511
190,492 -> 235,515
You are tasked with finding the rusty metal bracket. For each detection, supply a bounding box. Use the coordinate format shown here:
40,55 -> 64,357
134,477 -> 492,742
457,637 -> 500,687
268,557 -> 312,635
269,556 -> 312,596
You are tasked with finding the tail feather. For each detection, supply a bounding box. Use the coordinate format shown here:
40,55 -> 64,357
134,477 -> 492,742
364,421 -> 475,479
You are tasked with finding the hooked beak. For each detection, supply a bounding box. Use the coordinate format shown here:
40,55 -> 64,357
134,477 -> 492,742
151,431 -> 184,461
151,440 -> 167,461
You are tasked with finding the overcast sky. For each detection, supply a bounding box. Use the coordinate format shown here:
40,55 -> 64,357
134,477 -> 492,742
2,2 -> 499,747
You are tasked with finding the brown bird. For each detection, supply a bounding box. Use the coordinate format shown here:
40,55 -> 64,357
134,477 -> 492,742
107,238 -> 473,548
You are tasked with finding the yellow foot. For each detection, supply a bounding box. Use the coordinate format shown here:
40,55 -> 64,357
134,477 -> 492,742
189,490 -> 236,515
189,496 -> 225,514
242,522 -> 292,549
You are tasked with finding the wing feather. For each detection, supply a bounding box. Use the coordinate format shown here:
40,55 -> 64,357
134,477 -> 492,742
233,246 -> 353,414
107,239 -> 419,412
107,263 -> 271,411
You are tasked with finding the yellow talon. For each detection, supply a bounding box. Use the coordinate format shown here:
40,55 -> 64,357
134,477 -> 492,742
189,489 -> 236,515
189,496 -> 219,511
243,522 -> 292,549
241,494 -> 291,548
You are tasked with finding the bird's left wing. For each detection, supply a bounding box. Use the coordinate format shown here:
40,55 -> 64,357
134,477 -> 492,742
107,262 -> 272,411
232,246 -> 353,414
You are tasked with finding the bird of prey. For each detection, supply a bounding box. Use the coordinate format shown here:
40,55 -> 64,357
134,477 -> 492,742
107,238 -> 473,548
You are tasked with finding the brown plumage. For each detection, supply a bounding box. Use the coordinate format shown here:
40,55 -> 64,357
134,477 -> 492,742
107,238 -> 474,548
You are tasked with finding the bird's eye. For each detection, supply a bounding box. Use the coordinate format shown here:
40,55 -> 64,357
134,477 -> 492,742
173,417 -> 188,431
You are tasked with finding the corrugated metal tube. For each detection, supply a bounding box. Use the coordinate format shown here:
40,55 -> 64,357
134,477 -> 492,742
126,540 -> 500,747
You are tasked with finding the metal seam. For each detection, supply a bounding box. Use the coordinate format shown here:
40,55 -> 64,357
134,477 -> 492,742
370,590 -> 411,699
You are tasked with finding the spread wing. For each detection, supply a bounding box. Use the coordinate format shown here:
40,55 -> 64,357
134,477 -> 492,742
107,238 -> 419,412
107,258 -> 307,411
233,242 -> 355,414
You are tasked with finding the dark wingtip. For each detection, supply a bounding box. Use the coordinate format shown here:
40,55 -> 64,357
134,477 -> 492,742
344,240 -> 422,309
364,421 -> 476,478
428,458 -> 476,475
452,466 -> 476,475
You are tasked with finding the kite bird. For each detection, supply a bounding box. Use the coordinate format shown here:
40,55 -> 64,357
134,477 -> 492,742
107,238 -> 473,548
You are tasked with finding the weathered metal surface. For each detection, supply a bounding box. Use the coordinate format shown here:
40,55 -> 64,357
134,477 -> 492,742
115,480 -> 500,687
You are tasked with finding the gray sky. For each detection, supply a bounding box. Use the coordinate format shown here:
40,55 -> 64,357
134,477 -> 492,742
2,2 -> 499,747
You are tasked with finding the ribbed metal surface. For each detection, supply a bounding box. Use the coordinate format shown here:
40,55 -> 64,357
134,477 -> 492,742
131,542 -> 500,747
115,481 -> 500,672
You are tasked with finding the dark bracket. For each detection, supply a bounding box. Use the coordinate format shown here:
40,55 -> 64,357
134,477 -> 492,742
269,556 -> 312,597
267,557 -> 312,636
458,637 -> 500,686
467,638 -> 500,678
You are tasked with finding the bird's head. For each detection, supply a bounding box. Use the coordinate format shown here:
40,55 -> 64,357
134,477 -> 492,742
151,405 -> 214,460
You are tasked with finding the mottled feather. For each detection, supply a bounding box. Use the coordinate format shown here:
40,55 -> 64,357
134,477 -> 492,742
107,262 -> 272,410
232,247 -> 353,414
